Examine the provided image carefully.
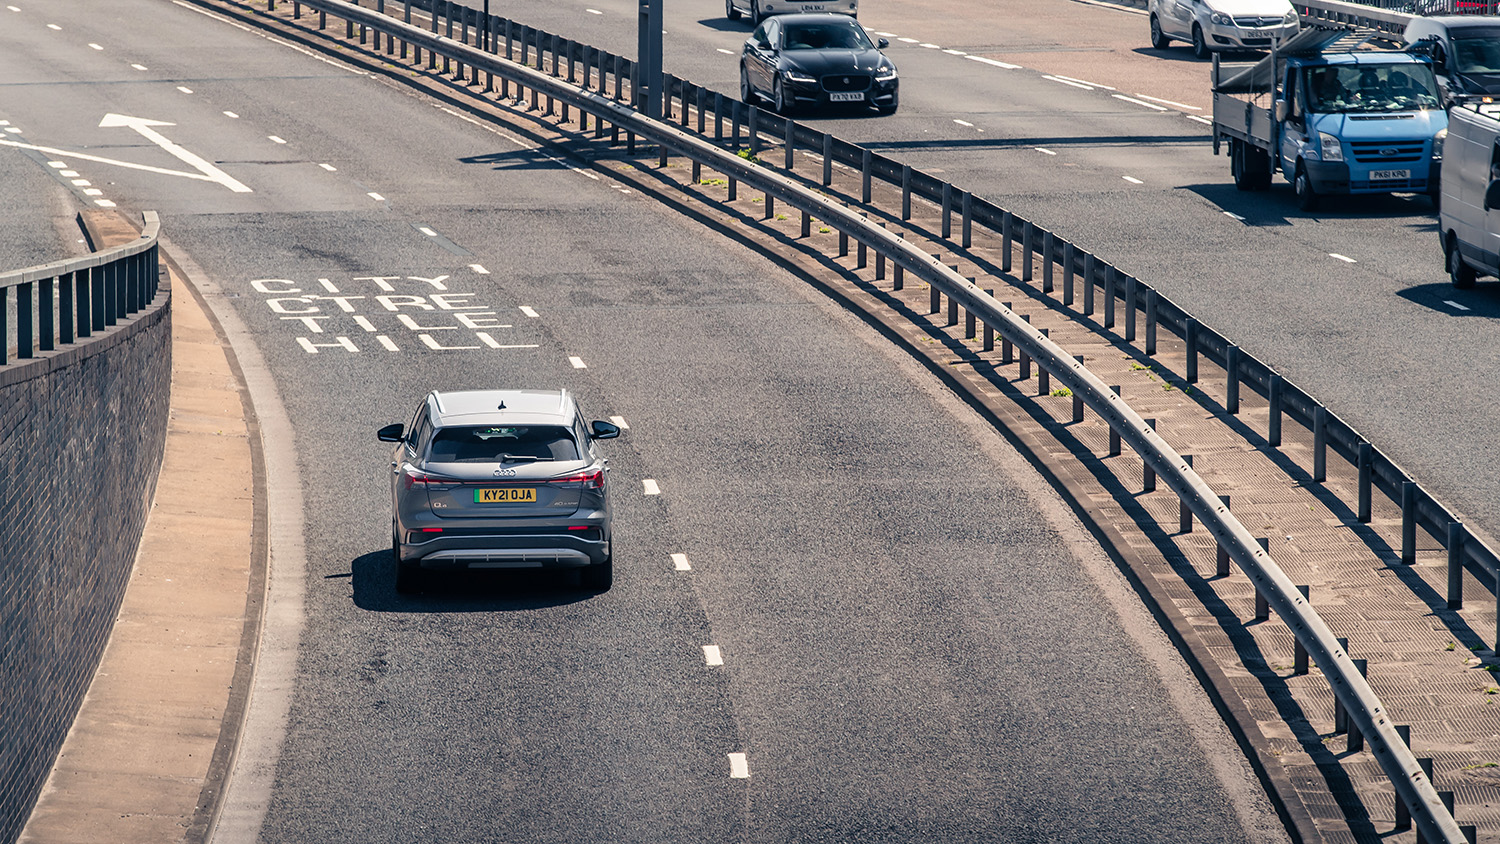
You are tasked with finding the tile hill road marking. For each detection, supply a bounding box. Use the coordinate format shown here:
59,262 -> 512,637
97,112 -> 252,192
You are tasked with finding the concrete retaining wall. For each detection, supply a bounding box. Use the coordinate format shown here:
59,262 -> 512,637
0,281 -> 171,844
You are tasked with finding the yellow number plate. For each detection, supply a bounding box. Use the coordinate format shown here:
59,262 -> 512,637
475,488 -> 536,503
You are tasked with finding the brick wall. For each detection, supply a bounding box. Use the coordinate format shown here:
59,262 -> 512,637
0,289 -> 172,844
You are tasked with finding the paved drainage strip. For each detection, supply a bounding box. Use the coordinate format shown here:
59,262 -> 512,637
205,0 -> 1494,839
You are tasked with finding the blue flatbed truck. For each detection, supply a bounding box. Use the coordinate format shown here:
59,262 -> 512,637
1212,25 -> 1448,211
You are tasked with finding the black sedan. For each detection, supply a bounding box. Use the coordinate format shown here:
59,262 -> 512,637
740,14 -> 898,115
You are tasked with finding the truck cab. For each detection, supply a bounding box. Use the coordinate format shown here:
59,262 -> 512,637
1277,53 -> 1446,209
1404,16 -> 1500,105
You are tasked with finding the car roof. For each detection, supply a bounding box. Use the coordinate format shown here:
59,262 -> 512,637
1408,15 -> 1500,35
773,13 -> 865,24
427,389 -> 576,427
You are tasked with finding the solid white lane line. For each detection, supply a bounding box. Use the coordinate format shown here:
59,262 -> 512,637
1043,75 -> 1094,90
367,191 -> 385,201
875,31 -> 897,37
943,49 -> 965,55
609,416 -> 629,429
642,479 -> 660,495
1122,175 -> 1143,184
176,86 -> 193,94
1132,93 -> 1201,110
519,306 -> 539,318
1112,94 -> 1168,112
728,753 -> 750,779
671,553 -> 691,571
920,42 -> 940,48
966,55 -> 1020,69
897,37 -> 918,43
1035,148 -> 1057,155
1188,115 -> 1213,125
1329,253 -> 1357,263
469,263 -> 489,274
953,119 -> 974,127
223,111 -> 239,118
1445,299 -> 1471,311
702,645 -> 724,666
319,162 -> 336,171
1053,73 -> 1114,90
569,356 -> 587,368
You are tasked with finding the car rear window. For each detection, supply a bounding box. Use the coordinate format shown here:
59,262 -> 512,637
427,425 -> 579,463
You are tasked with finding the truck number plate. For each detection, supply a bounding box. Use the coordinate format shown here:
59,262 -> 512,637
1369,169 -> 1410,181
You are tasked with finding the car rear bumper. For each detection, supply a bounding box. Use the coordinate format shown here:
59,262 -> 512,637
397,516 -> 611,568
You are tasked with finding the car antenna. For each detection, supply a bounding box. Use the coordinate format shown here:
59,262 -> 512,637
497,400 -> 506,409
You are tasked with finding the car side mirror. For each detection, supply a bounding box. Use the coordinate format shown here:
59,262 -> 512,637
1274,99 -> 1290,122
590,420 -> 621,440
377,423 -> 405,443
1485,179 -> 1500,212
878,37 -> 889,48
757,39 -> 771,51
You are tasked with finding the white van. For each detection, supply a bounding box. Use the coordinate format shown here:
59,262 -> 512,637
1404,16 -> 1500,103
727,0 -> 857,26
1438,100 -> 1500,288
1149,0 -> 1300,59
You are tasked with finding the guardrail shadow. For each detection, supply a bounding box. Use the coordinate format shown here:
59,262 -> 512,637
346,549 -> 595,612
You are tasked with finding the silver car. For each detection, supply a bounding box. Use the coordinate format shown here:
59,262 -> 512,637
378,389 -> 620,593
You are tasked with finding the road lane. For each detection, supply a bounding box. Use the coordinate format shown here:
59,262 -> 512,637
2,2 -> 1289,841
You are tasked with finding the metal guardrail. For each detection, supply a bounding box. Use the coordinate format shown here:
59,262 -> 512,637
0,212 -> 163,367
240,1 -> 1468,838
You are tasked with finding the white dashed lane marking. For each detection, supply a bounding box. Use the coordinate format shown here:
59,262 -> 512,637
728,753 -> 750,779
966,55 -> 1019,69
130,63 -> 147,71
702,645 -> 724,666
519,306 -> 539,318
671,553 -> 691,571
469,264 -> 489,274
1223,211 -> 1246,222
642,479 -> 660,495
1329,253 -> 1357,263
953,119 -> 973,128
46,23 -> 59,30
1445,300 -> 1471,311
1122,176 -> 1143,184
569,355 -> 587,369
1035,148 -> 1056,156
609,416 -> 629,429
367,192 -> 385,201
88,43 -> 102,50
176,86 -> 193,94
1043,75 -> 1094,91
319,162 -> 336,171
1133,93 -> 1201,110
223,111 -> 239,118
1113,94 -> 1168,112
268,135 -> 286,144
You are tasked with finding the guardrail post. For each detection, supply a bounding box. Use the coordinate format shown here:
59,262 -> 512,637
1216,495 -> 1232,576
800,209 -> 810,238
728,174 -> 736,201
1001,212 -> 1013,274
983,294 -> 996,351
1001,306 -> 1015,365
748,105 -> 759,155
1144,290 -> 1157,356
856,238 -> 865,269
1447,522 -> 1464,609
116,258 -> 129,319
893,264 -> 903,291
1108,386 -> 1122,456
941,183 -> 952,240
947,284 -> 958,326
1348,658 -> 1369,752
1037,329 -> 1051,395
17,282 -> 33,359
1313,405 -> 1328,482
1358,442 -> 1373,523
91,264 -> 106,332
1185,318 -> 1198,382
838,232 -> 848,257
784,117 -> 794,170
1083,253 -> 1095,316
1021,221 -> 1034,282
929,266 -> 942,313
714,93 -> 725,142
822,133 -> 833,186
764,192 -> 774,220
1226,344 -> 1240,414
1042,231 -> 1054,294
1125,275 -> 1137,342
59,271 -> 74,345
39,277 -> 55,352
1019,315 -> 1033,381
1268,374 -> 1283,447
861,149 -> 872,203
1142,418 -> 1156,492
1334,637 -> 1350,732
1104,267 -> 1116,330
1294,585 -> 1310,674
1179,455 -> 1194,533
1401,482 -> 1417,564
696,86 -> 707,134
901,164 -> 912,220
1072,356 -> 1085,422
875,249 -> 885,281
1063,243 -> 1075,306
961,191 -> 972,248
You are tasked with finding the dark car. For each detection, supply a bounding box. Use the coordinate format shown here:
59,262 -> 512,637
740,13 -> 898,115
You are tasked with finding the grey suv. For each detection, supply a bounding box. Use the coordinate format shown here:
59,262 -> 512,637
378,389 -> 620,593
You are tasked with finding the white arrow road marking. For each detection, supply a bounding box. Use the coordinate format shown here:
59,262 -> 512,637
0,137 -> 225,183
97,112 -> 251,192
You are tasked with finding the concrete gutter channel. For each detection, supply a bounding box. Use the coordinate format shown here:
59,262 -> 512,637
15,1 -> 1500,842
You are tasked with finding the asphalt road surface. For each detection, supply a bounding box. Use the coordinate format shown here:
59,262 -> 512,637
0,0 -> 1291,842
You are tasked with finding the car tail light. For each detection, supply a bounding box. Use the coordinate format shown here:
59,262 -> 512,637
547,468 -> 605,490
402,466 -> 458,490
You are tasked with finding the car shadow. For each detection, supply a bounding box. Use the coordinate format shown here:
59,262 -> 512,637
1397,280 -> 1500,317
1180,182 -> 1441,227
698,16 -> 750,32
345,549 -> 596,612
